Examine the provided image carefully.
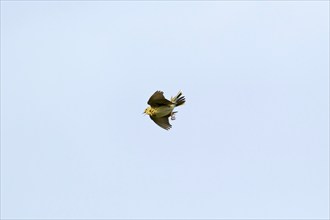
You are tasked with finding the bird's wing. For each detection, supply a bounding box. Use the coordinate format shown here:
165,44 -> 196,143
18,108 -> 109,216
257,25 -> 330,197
150,116 -> 172,130
147,91 -> 172,107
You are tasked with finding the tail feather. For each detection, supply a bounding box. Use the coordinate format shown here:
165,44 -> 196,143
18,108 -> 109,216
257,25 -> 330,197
176,96 -> 185,106
171,91 -> 185,107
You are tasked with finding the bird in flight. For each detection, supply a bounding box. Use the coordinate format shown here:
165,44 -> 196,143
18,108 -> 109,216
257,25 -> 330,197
143,90 -> 185,130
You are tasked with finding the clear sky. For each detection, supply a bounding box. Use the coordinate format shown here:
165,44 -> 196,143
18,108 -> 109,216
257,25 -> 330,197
1,1 -> 329,219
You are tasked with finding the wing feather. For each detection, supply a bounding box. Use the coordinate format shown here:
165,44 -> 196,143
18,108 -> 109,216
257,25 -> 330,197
150,116 -> 172,130
147,91 -> 172,107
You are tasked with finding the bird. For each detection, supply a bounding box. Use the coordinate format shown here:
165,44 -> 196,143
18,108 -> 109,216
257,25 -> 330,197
143,90 -> 185,130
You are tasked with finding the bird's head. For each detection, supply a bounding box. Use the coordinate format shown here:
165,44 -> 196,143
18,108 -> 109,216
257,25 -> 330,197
143,107 -> 153,116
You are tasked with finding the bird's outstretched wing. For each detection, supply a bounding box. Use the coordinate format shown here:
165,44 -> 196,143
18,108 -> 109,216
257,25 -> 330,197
147,91 -> 172,107
150,116 -> 172,130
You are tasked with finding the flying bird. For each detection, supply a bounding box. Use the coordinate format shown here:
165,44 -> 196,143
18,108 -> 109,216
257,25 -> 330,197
143,91 -> 185,130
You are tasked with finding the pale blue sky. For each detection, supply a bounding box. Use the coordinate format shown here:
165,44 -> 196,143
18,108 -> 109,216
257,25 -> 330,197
1,1 -> 329,219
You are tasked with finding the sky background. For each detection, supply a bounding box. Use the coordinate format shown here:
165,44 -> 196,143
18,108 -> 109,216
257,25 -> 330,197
1,1 -> 329,219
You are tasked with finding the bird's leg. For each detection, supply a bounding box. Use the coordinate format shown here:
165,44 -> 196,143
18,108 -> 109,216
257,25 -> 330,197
170,112 -> 176,120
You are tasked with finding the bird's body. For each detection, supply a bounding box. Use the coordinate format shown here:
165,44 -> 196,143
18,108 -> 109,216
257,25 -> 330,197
144,91 -> 185,130
145,104 -> 175,118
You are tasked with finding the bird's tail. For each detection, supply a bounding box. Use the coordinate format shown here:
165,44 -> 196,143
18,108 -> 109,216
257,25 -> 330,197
171,91 -> 185,107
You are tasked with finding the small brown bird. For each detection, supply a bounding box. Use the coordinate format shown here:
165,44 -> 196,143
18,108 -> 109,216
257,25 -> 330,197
144,91 -> 185,130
